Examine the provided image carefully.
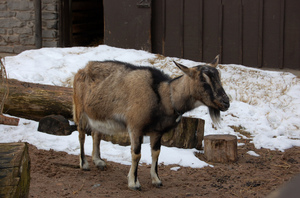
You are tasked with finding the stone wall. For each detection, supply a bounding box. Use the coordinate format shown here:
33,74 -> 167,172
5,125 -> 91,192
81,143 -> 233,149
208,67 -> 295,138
0,0 -> 59,54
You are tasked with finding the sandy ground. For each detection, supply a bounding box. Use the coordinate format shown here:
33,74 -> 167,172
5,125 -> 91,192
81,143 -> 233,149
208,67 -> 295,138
28,140 -> 300,198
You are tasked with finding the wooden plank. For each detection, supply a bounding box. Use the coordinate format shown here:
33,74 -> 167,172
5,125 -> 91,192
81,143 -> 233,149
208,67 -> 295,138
202,0 -> 222,63
242,0 -> 261,67
151,0 -> 166,55
263,0 -> 281,68
283,0 -> 300,70
183,0 -> 203,62
222,0 -> 242,64
0,143 -> 30,198
103,0 -> 151,51
164,0 -> 184,58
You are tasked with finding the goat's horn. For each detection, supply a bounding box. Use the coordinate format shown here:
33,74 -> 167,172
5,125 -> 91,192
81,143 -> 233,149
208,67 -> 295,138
210,55 -> 219,67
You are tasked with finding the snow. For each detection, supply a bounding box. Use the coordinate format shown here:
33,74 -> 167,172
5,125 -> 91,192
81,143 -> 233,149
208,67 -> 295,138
1,45 -> 300,169
247,151 -> 260,157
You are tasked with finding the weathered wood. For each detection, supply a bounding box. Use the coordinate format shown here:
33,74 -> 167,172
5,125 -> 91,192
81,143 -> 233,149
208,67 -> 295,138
2,79 -> 73,121
162,117 -> 205,149
0,142 -> 30,198
0,114 -> 19,126
204,135 -> 237,163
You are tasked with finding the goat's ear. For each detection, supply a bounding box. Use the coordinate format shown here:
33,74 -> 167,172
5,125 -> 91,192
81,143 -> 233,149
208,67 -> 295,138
210,55 -> 219,67
173,61 -> 196,78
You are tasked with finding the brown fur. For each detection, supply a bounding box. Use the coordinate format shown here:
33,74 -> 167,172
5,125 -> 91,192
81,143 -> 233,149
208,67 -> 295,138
72,56 -> 229,190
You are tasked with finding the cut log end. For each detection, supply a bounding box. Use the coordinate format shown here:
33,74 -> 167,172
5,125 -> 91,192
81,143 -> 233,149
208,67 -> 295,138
204,134 -> 237,163
0,114 -> 19,126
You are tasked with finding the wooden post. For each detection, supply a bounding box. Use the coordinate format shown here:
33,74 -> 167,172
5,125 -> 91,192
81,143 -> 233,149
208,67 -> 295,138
204,134 -> 237,163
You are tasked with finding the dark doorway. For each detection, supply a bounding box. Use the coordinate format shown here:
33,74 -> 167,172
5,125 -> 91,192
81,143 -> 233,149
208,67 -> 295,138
59,0 -> 104,47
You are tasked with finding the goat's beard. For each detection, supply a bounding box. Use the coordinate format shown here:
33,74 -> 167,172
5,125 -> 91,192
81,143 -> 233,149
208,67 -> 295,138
208,107 -> 221,126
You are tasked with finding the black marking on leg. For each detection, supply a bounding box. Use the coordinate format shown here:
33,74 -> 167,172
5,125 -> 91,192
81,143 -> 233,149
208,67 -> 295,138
155,161 -> 159,176
152,137 -> 162,151
133,136 -> 143,155
134,164 -> 138,183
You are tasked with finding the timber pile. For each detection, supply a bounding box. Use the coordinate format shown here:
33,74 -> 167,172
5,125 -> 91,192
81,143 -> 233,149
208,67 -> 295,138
1,78 -> 205,149
0,142 -> 30,198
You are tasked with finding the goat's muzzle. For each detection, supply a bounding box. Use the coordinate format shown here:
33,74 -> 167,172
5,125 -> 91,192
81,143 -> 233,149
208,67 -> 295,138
219,95 -> 230,111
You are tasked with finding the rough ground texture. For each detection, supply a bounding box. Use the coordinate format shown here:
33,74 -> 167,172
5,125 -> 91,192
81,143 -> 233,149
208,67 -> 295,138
28,141 -> 300,198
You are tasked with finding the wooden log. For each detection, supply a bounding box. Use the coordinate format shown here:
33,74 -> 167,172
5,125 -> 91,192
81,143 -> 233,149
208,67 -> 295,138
0,114 -> 19,126
204,135 -> 237,163
0,142 -> 30,198
2,78 -> 73,121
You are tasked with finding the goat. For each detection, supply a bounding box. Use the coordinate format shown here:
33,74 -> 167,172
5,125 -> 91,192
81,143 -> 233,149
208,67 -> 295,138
72,55 -> 229,190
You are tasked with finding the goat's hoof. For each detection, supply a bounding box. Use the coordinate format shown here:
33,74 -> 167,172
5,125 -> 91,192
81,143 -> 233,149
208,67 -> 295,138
128,180 -> 141,191
129,185 -> 142,191
80,163 -> 90,171
94,159 -> 106,170
153,182 -> 163,188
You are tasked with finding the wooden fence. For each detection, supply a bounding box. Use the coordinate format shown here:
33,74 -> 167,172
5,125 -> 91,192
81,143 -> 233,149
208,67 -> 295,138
151,0 -> 299,69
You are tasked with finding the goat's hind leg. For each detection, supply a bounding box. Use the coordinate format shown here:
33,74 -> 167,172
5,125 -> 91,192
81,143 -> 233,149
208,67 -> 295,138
92,131 -> 106,170
79,129 -> 90,170
150,133 -> 163,187
128,132 -> 143,190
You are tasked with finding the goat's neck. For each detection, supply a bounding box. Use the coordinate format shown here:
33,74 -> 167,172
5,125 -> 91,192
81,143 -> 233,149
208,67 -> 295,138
168,75 -> 195,115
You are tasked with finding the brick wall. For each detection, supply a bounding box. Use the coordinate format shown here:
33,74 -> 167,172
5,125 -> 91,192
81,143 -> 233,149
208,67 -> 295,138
0,0 -> 59,54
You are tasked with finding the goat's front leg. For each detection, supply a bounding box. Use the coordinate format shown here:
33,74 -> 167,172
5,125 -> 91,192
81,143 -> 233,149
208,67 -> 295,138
150,133 -> 163,187
92,131 -> 106,170
128,132 -> 143,190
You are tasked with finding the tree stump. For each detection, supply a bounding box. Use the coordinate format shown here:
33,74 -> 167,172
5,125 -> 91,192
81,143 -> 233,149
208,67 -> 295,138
204,135 -> 237,163
161,117 -> 205,149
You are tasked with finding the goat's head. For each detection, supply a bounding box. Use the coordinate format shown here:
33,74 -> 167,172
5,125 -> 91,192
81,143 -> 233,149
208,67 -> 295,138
174,55 -> 230,123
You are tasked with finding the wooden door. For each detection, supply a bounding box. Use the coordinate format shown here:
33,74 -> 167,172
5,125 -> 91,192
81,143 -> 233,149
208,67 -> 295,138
103,0 -> 152,51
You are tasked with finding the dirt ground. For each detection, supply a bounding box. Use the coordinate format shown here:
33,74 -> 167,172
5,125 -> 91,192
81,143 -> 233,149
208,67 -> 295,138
28,140 -> 300,198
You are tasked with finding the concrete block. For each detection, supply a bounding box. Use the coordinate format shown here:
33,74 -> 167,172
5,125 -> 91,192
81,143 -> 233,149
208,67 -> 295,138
16,11 -> 33,21
43,40 -> 59,47
13,27 -> 33,34
44,4 -> 57,11
0,18 -> 22,28
42,30 -> 57,38
2,35 -> 19,43
42,12 -> 58,20
0,4 -> 7,11
20,35 -> 35,45
45,20 -> 58,29
7,1 -> 34,11
0,11 -> 15,18
0,29 -> 5,34
13,45 -> 35,54
0,46 -> 14,53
